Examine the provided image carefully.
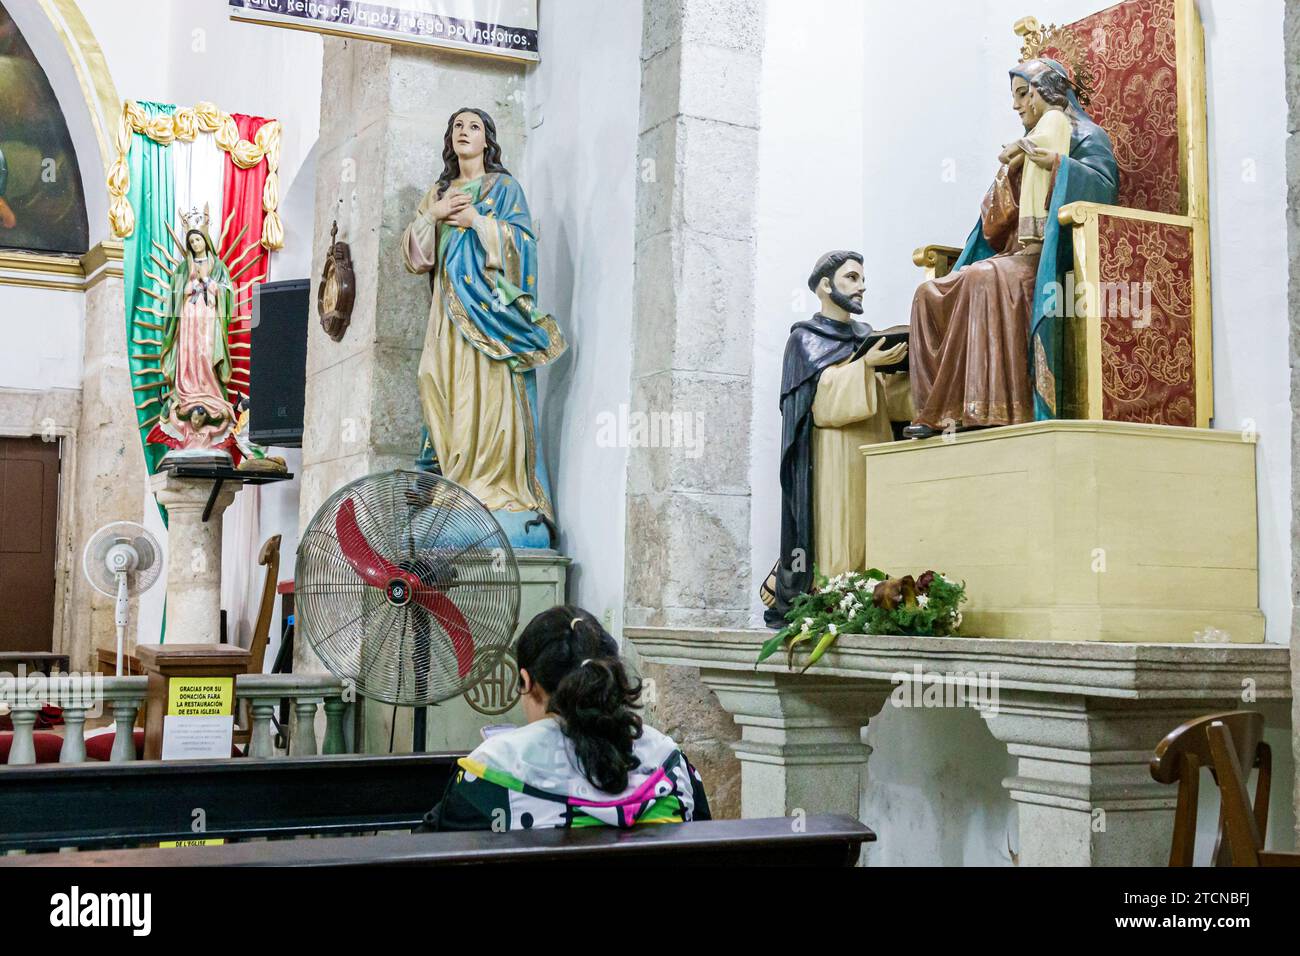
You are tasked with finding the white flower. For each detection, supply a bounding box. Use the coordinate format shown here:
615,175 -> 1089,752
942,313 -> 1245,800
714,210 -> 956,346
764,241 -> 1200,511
917,594 -> 930,608
952,611 -> 963,629
801,617 -> 813,634
863,578 -> 882,590
828,623 -> 838,636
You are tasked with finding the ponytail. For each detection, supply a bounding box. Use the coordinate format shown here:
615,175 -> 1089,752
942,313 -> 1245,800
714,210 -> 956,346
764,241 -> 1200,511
515,606 -> 643,793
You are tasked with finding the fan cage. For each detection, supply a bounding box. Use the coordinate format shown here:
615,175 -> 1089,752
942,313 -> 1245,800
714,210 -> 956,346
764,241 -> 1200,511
296,470 -> 521,706
82,521 -> 162,597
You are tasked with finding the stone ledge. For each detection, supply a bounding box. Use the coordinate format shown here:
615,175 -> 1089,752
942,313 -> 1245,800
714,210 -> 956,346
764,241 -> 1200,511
625,627 -> 1292,700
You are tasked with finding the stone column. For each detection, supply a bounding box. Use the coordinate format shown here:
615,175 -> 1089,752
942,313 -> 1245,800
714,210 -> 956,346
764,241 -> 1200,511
700,670 -> 887,820
1285,0 -> 1300,848
150,472 -> 237,644
624,0 -> 766,819
981,691 -> 1234,866
68,241 -> 147,669
298,38 -> 525,674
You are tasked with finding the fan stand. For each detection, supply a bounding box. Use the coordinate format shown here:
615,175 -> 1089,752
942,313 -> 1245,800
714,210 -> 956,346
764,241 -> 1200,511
114,570 -> 130,677
413,707 -> 428,753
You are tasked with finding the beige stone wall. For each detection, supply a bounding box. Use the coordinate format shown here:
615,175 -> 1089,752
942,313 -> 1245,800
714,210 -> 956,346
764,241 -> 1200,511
623,0 -> 768,819
67,271 -> 150,670
1286,0 -> 1300,845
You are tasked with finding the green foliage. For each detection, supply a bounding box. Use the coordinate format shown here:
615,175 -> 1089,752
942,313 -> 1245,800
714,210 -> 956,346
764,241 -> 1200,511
757,567 -> 967,671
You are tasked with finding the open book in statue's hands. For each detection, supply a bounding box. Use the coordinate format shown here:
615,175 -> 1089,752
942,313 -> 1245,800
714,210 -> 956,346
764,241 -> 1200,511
852,325 -> 910,373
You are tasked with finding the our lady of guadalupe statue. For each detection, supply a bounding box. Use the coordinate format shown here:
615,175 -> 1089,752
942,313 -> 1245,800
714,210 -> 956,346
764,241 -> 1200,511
150,205 -> 239,466
403,107 -> 566,548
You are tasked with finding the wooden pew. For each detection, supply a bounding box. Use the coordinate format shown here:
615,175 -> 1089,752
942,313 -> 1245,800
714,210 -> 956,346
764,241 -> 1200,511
0,752 -> 462,852
1,814 -> 874,867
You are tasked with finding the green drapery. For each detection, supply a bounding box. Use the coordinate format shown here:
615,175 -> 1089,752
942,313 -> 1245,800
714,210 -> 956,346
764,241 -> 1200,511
123,101 -> 176,480
122,103 -> 176,641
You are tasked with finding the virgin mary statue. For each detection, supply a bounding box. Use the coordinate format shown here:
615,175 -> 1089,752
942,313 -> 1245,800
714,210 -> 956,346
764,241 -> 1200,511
907,58 -> 1119,435
403,107 -> 565,548
154,207 -> 237,464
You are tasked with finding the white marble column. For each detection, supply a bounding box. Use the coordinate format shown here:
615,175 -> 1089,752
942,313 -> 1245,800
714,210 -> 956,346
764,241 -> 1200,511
150,472 -> 237,644
700,669 -> 888,820
980,691 -> 1235,866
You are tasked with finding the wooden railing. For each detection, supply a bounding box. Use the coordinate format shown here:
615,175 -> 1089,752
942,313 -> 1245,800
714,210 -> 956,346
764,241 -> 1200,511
0,671 -> 354,764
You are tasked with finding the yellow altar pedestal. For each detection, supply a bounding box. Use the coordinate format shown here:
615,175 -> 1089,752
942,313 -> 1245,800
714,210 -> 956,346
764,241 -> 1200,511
861,421 -> 1264,644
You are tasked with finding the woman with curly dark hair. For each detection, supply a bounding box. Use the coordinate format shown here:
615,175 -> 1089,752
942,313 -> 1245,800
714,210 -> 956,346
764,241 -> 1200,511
420,605 -> 711,831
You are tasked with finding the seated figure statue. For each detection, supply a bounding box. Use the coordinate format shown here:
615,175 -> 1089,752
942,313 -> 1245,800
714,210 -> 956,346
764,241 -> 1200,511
905,58 -> 1119,437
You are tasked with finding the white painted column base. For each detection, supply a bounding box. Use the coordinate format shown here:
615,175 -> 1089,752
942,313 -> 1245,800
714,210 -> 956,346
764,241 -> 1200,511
150,471 -> 238,644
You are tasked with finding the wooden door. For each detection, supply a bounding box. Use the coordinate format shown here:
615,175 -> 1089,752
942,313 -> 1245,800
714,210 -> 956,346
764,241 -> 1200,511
0,437 -> 60,652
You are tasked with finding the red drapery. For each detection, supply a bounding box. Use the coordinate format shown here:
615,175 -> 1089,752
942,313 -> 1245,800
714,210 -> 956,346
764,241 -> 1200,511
219,113 -> 272,420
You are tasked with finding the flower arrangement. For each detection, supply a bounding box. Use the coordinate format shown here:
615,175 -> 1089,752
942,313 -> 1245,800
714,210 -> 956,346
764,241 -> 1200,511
757,567 -> 967,672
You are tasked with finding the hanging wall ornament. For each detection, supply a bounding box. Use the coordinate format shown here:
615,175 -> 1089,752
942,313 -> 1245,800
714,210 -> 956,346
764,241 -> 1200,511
318,220 -> 355,342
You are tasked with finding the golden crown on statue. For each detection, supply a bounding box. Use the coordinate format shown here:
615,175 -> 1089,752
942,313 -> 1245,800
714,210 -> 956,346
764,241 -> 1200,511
179,204 -> 211,234
1013,16 -> 1096,108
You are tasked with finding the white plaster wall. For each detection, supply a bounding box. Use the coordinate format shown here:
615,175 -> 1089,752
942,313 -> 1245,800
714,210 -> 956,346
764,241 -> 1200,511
858,0 -> 1292,645
521,0 -> 641,636
0,285 -> 84,390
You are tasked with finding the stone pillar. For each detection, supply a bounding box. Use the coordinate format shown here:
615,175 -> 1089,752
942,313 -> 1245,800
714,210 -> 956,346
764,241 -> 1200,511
298,38 -> 525,674
981,692 -> 1233,866
1286,0 -> 1300,848
700,670 -> 887,820
68,241 -> 148,670
150,472 -> 237,644
624,0 -> 766,819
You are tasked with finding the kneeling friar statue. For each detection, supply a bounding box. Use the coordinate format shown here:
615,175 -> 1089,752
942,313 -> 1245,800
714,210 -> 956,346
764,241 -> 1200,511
763,251 -> 912,628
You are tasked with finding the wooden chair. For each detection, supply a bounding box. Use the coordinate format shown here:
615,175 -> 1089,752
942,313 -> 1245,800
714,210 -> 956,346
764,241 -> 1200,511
1150,711 -> 1297,867
233,534 -> 281,749
1203,717 -> 1300,867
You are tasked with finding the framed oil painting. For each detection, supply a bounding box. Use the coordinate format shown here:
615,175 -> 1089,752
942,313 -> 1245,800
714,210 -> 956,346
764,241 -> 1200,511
0,2 -> 88,255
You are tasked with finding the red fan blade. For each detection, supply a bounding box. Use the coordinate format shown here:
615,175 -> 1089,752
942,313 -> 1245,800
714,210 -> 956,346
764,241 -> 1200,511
413,587 -> 475,679
335,498 -> 395,588
336,496 -> 475,678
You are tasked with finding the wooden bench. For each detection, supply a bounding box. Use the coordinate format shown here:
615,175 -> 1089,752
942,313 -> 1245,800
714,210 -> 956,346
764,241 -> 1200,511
1,814 -> 873,867
0,752 -> 463,852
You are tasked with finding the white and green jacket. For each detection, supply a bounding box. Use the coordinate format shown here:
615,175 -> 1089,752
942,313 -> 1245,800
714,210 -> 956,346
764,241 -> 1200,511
420,718 -> 711,831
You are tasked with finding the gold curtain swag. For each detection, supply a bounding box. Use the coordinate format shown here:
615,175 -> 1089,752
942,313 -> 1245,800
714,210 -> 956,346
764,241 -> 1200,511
106,100 -> 284,250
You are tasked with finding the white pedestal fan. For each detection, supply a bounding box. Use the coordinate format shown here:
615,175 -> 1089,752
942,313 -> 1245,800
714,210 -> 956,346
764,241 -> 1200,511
81,522 -> 162,676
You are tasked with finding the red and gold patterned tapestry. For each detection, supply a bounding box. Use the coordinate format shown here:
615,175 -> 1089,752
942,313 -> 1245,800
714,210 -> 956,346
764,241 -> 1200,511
1098,217 -> 1195,425
1039,0 -> 1182,216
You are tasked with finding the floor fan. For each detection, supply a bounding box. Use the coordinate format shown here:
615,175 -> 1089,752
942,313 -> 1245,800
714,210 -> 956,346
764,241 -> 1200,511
295,470 -> 521,750
82,522 -> 162,675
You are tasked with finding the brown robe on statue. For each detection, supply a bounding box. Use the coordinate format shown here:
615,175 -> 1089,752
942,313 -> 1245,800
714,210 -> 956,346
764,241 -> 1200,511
909,162 -> 1042,429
